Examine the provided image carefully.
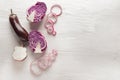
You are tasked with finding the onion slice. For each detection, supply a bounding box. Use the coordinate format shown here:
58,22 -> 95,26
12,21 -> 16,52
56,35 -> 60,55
30,49 -> 58,75
12,46 -> 27,61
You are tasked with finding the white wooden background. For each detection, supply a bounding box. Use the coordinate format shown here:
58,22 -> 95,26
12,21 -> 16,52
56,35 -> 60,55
1,0 -> 120,80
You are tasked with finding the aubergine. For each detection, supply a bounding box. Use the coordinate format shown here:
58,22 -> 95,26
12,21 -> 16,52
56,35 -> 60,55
9,9 -> 29,46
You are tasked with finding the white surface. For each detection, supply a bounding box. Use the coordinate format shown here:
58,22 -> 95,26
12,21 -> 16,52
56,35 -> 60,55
1,0 -> 120,80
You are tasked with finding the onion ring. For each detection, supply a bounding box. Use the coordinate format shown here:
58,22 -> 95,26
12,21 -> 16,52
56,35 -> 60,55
47,13 -> 58,24
30,59 -> 43,76
50,4 -> 62,16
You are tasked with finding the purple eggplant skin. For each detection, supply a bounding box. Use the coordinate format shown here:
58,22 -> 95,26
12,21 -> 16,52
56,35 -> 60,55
9,9 -> 29,46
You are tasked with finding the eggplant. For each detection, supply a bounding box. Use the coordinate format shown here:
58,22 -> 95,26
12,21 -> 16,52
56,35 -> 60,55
9,9 -> 29,46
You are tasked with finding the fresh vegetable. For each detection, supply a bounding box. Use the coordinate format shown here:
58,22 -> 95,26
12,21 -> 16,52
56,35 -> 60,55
9,9 -> 29,46
12,46 -> 27,61
28,31 -> 47,53
30,49 -> 57,75
27,2 -> 47,23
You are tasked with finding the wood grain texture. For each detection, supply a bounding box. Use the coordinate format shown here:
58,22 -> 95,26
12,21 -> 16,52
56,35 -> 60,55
1,0 -> 120,80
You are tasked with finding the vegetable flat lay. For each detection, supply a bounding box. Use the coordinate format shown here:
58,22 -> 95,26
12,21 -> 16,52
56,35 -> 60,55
1,0 -> 119,80
9,1 -> 62,75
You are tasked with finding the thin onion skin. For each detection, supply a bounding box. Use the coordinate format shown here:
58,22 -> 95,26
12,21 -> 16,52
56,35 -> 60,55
9,12 -> 29,46
28,31 -> 47,53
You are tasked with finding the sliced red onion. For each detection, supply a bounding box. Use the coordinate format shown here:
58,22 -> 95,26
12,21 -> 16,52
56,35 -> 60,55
29,30 -> 47,53
30,49 -> 58,75
27,2 -> 47,23
30,59 -> 43,75
38,56 -> 51,70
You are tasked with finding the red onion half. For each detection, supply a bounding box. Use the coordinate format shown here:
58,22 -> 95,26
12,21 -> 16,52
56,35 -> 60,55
27,2 -> 47,23
29,30 -> 47,53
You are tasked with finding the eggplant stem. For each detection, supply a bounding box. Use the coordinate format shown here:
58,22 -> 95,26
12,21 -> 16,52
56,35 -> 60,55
10,9 -> 13,14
